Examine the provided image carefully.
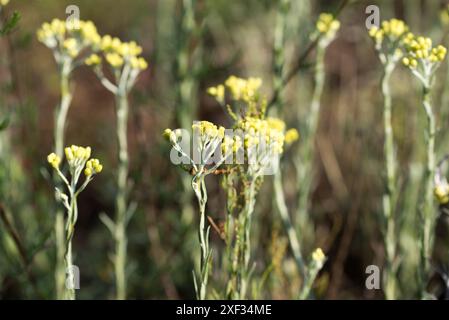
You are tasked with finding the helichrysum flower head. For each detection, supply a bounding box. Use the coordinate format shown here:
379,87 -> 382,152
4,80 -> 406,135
316,13 -> 340,43
47,153 -> 61,169
207,84 -> 225,104
402,34 -> 447,85
285,128 -> 300,145
311,248 -> 326,268
37,19 -> 101,62
369,19 -> 409,64
85,53 -> 101,66
434,184 -> 449,205
434,164 -> 449,205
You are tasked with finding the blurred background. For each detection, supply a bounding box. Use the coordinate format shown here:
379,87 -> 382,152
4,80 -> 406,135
2,0 -> 449,299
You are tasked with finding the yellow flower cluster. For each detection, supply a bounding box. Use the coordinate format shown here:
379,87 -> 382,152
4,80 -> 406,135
208,76 -> 262,105
222,135 -> 243,154
65,145 -> 91,165
48,145 -> 103,177
85,159 -> 103,176
434,184 -> 449,205
369,19 -> 408,43
37,19 -> 101,58
236,117 -> 286,154
402,34 -> 447,68
192,121 -> 225,141
316,13 -> 340,38
226,76 -> 262,102
0,0 -> 9,6
100,35 -> 148,71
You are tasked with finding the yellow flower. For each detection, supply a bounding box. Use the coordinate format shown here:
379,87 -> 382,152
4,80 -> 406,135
65,145 -> 91,163
130,57 -> 148,70
207,84 -> 225,103
285,128 -> 299,145
435,185 -> 449,205
316,13 -> 340,39
47,153 -> 61,169
192,121 -> 225,140
85,158 -> 103,176
237,117 -> 286,155
85,54 -> 101,66
312,248 -> 326,264
0,0 -> 10,6
106,53 -> 124,68
224,75 -> 262,103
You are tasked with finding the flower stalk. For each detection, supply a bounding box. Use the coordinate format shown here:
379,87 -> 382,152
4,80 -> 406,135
37,19 -> 101,299
369,19 -> 410,299
47,146 -> 103,300
89,34 -> 147,299
401,32 -> 447,296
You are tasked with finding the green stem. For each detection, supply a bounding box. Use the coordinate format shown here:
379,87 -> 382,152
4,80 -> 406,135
239,179 -> 257,299
296,43 -> 326,240
192,173 -> 210,300
54,62 -> 72,300
381,62 -> 398,300
419,86 -> 436,297
298,263 -> 320,300
274,171 -> 306,279
64,182 -> 78,300
176,0 -> 197,239
115,92 -> 129,300
272,0 -> 290,114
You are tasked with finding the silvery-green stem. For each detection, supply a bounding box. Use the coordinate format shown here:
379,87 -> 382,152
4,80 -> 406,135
64,180 -> 78,300
115,91 -> 129,300
381,62 -> 398,300
192,172 -> 211,300
272,0 -> 290,114
298,262 -> 321,300
274,171 -> 306,279
176,0 -> 197,228
419,86 -> 436,297
55,62 -> 72,300
239,178 -> 257,299
296,43 -> 326,240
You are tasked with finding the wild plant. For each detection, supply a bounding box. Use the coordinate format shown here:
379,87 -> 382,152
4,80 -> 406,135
37,19 -> 101,299
86,35 -> 147,300
47,145 -> 103,299
164,121 -> 233,300
207,76 -> 300,299
369,18 -> 409,299
402,33 -> 447,297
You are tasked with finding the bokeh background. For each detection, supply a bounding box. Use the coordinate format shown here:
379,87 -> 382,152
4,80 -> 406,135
2,0 -> 449,299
